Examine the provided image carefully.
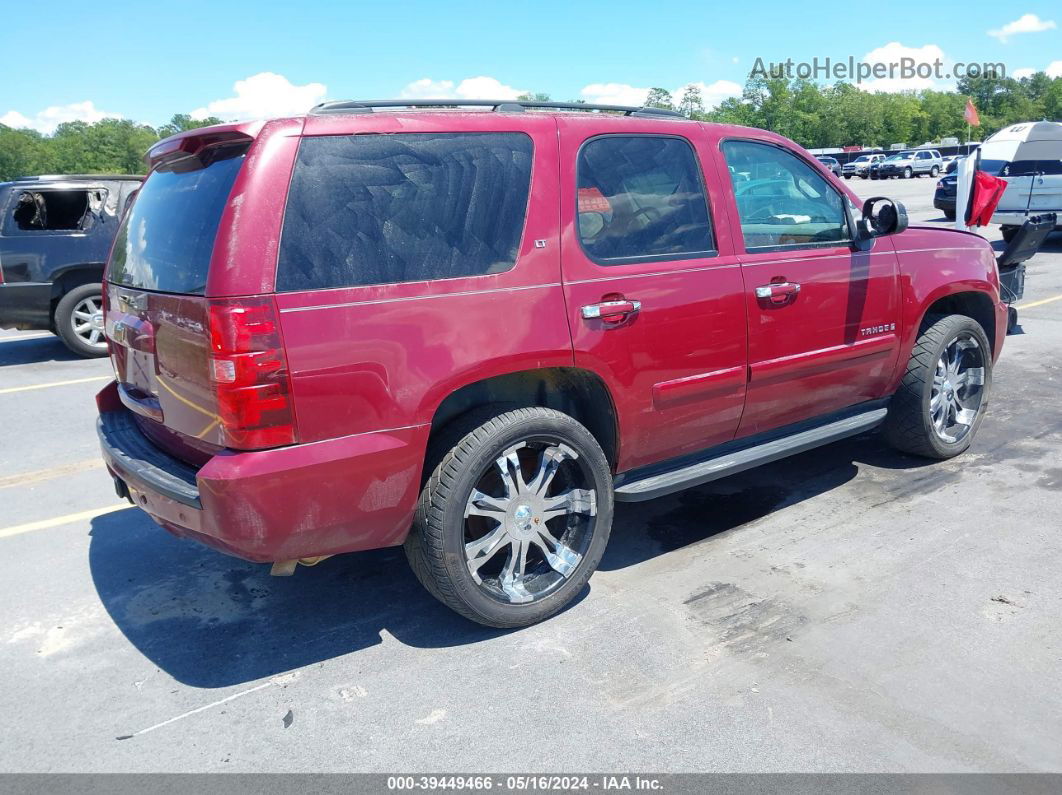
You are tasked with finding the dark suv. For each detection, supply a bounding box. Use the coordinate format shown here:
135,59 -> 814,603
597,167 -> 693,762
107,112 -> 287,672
0,175 -> 142,356
96,100 -> 1006,627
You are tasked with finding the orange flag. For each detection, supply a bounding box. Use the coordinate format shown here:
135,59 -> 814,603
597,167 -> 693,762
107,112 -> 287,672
964,98 -> 980,127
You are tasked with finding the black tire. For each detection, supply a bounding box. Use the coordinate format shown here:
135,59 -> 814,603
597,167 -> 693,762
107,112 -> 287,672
1001,225 -> 1020,244
943,209 -> 956,221
55,283 -> 108,358
843,174 -> 851,180
860,174 -> 869,180
930,165 -> 939,177
405,407 -> 614,628
903,167 -> 913,179
884,314 -> 992,459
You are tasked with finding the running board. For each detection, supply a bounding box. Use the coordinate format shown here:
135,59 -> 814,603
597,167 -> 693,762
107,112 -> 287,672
614,407 -> 888,502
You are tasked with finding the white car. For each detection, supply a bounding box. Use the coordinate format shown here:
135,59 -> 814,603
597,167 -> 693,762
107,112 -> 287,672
982,122 -> 1062,242
841,153 -> 884,179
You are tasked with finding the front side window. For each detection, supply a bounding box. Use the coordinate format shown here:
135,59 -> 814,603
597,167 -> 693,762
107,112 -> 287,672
576,135 -> 713,264
722,140 -> 851,250
277,132 -> 533,291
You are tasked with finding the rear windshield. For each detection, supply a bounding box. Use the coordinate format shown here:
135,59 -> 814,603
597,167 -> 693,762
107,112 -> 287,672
108,150 -> 245,294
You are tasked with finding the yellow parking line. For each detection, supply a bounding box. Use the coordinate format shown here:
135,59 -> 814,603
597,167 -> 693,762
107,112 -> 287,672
1015,294 -> 1062,311
0,504 -> 131,540
0,375 -> 110,396
0,333 -> 53,344
0,459 -> 104,490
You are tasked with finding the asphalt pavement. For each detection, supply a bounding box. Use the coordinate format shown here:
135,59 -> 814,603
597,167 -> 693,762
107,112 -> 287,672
1,172 -> 1060,772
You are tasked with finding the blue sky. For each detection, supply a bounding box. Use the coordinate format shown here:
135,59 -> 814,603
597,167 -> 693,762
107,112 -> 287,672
1,1 -> 1059,132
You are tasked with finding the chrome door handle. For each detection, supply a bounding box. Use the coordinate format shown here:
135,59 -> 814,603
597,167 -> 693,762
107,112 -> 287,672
581,299 -> 641,321
755,282 -> 801,303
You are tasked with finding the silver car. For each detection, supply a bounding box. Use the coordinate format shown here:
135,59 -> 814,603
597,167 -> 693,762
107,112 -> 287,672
877,149 -> 944,179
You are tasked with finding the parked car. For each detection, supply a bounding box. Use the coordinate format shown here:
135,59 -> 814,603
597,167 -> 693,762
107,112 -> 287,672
0,175 -> 141,356
842,153 -> 884,179
877,149 -> 944,179
816,155 -> 842,177
934,173 -> 958,220
96,100 -> 1008,628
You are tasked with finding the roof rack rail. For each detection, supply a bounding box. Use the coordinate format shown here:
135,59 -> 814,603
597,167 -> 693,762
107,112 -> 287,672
309,99 -> 686,119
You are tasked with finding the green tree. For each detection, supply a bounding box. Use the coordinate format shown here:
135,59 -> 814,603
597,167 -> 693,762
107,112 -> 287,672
157,113 -> 223,138
677,85 -> 705,119
644,88 -> 674,110
0,125 -> 55,181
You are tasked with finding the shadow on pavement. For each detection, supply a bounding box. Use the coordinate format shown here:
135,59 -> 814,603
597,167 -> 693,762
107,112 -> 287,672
89,431 -> 936,689
600,432 -> 936,571
0,334 -> 83,367
88,510 -> 525,689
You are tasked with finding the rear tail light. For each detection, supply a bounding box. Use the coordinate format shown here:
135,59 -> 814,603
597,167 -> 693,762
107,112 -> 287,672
208,297 -> 297,450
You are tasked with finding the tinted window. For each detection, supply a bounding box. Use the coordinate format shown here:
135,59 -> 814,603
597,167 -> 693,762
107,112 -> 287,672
723,140 -> 850,249
277,133 -> 533,291
109,151 -> 244,294
576,136 -> 713,263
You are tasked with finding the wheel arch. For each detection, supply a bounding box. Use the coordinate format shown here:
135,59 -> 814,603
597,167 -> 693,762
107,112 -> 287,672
919,289 -> 997,356
427,367 -> 620,471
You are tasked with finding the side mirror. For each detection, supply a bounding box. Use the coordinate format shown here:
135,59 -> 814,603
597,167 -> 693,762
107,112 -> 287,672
858,196 -> 909,240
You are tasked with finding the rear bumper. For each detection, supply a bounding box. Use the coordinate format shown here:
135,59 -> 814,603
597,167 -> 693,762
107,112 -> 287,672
991,210 -> 1062,228
0,282 -> 52,330
97,384 -> 429,562
933,195 -> 955,211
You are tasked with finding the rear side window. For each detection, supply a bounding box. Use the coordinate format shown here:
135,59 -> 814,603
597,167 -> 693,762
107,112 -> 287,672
109,151 -> 245,294
576,135 -> 713,264
277,133 -> 534,291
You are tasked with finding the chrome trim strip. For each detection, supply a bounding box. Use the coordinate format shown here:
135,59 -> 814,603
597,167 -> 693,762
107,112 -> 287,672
279,283 -> 562,313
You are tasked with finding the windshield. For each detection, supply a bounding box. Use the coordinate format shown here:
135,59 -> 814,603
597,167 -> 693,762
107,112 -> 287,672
108,150 -> 245,294
853,156 -> 870,163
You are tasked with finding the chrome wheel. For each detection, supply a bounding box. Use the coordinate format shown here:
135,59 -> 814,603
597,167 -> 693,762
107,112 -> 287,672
464,440 -> 597,605
71,294 -> 105,349
930,332 -> 986,444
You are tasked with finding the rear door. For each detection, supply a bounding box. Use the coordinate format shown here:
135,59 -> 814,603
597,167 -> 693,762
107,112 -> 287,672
716,136 -> 900,436
559,119 -> 747,473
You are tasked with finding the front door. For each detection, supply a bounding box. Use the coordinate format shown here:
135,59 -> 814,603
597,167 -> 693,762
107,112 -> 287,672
717,138 -> 900,436
559,119 -> 748,473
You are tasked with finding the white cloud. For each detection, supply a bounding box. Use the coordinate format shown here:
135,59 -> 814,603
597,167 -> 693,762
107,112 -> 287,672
580,82 -> 652,106
988,13 -> 1056,43
0,101 -> 119,134
190,72 -> 327,121
398,76 -> 525,101
1012,67 -> 1036,80
678,80 -> 743,109
1048,60 -> 1062,78
580,80 -> 741,110
859,42 -> 948,92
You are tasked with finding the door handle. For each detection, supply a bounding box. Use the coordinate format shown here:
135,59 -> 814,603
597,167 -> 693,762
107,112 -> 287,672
755,282 -> 801,304
581,299 -> 641,322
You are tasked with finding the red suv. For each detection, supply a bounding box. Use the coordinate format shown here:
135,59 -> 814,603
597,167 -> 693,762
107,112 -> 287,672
97,99 -> 1007,627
